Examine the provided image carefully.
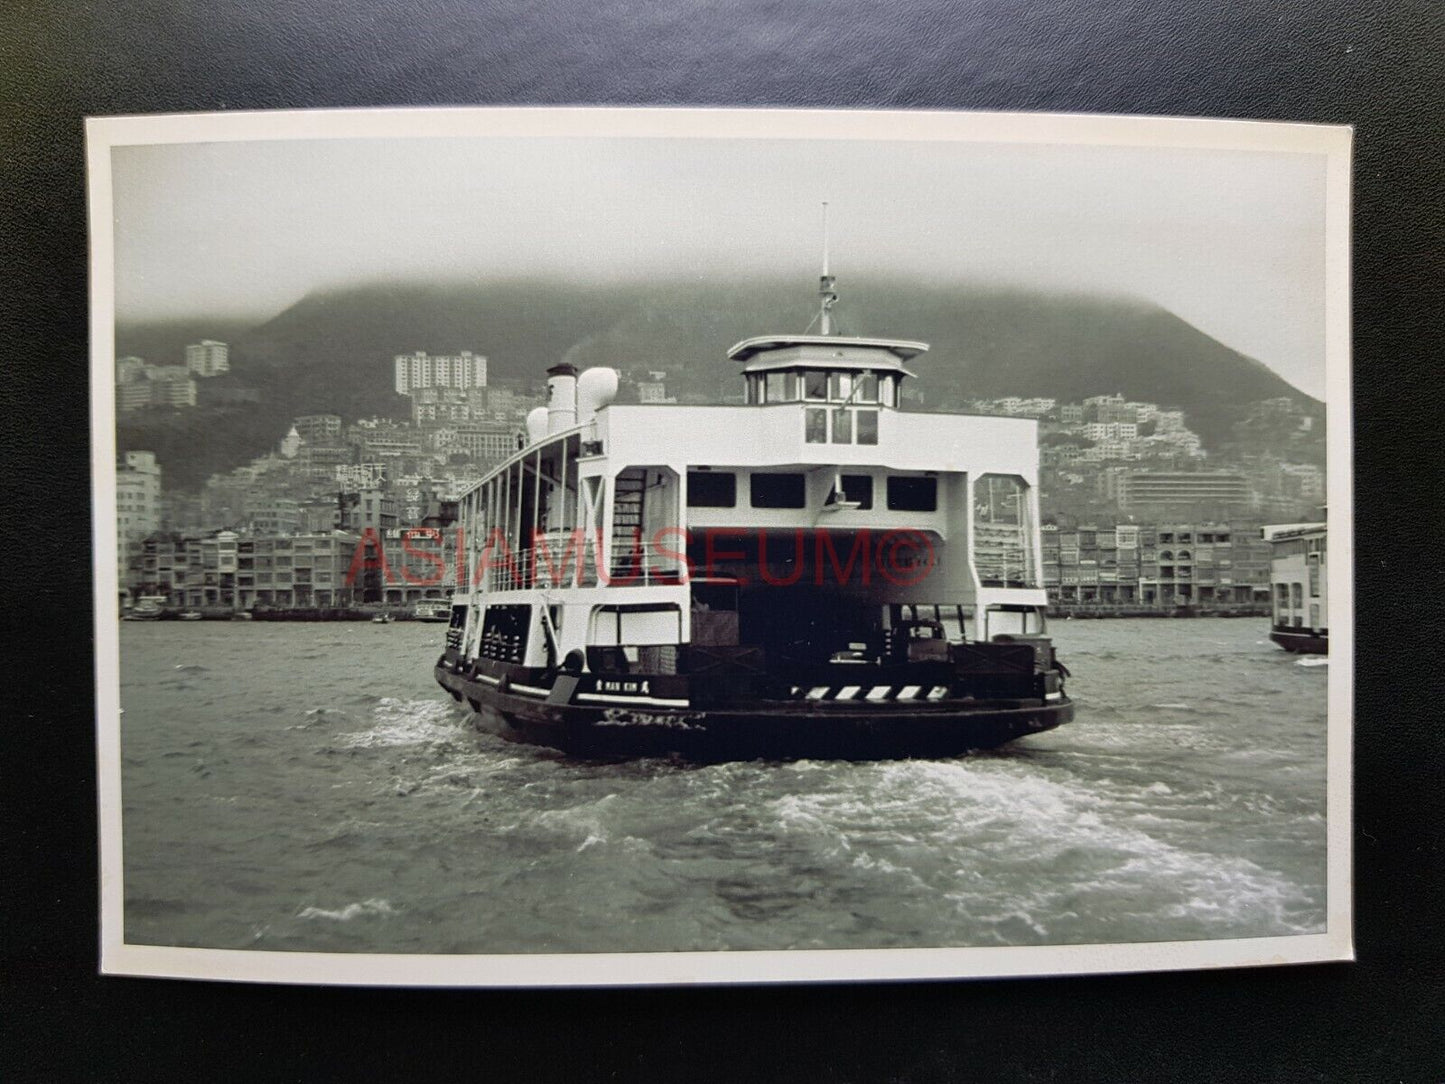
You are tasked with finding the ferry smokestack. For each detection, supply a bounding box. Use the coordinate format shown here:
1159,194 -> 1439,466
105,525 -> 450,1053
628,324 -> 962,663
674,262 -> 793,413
546,362 -> 578,434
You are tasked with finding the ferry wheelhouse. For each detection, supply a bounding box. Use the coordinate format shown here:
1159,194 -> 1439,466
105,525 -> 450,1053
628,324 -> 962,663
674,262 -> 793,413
435,272 -> 1074,760
1262,521 -> 1328,654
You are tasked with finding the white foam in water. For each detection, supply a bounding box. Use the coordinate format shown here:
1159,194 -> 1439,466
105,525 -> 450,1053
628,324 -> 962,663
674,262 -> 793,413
532,794 -> 621,852
1295,656 -> 1328,667
769,759 -> 1320,938
297,898 -> 396,922
339,698 -> 457,748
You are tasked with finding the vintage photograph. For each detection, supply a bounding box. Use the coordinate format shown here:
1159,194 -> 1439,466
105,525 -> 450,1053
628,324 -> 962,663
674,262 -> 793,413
90,108 -> 1352,984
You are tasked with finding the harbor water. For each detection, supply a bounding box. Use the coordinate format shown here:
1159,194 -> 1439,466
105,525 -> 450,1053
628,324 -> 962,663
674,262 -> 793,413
118,619 -> 1329,954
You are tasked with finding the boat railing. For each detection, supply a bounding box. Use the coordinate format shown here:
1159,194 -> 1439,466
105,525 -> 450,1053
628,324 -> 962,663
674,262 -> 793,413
487,544 -> 680,591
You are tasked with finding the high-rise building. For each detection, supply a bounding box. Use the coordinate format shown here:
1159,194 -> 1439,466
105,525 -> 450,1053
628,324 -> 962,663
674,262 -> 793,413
185,340 -> 230,377
1117,471 -> 1252,513
116,356 -> 147,384
117,452 -> 162,583
117,366 -> 197,411
394,351 -> 488,395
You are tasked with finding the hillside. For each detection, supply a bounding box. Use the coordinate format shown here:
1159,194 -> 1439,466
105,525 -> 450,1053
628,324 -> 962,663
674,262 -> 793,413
116,276 -> 1321,489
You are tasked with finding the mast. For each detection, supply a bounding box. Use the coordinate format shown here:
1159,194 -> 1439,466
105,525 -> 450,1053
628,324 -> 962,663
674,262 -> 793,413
818,201 -> 838,336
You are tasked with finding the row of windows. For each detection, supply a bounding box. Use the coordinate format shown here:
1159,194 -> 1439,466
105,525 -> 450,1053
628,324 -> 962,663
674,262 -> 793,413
744,369 -> 900,407
686,471 -> 938,512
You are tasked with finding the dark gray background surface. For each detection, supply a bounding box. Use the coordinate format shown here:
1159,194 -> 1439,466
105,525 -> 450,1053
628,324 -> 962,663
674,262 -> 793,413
3,1 -> 1441,1080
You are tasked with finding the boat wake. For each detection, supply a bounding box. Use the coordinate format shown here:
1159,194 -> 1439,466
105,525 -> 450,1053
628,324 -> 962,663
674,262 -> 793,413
297,898 -> 397,922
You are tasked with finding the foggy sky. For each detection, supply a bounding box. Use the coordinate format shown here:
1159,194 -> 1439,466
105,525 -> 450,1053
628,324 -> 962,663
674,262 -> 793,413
112,133 -> 1329,396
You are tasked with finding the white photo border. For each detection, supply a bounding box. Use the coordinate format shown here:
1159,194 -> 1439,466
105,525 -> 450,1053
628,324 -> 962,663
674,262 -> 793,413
88,106 -> 1353,986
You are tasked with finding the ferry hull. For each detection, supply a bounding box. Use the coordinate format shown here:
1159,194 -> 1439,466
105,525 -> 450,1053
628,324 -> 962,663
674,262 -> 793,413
1269,628 -> 1328,655
435,664 -> 1071,761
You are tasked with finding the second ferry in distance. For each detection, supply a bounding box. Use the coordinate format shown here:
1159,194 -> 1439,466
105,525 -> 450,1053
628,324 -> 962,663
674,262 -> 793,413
435,254 -> 1075,760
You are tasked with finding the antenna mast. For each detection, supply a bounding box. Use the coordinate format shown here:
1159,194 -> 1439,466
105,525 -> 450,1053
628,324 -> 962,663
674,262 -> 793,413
819,201 -> 838,336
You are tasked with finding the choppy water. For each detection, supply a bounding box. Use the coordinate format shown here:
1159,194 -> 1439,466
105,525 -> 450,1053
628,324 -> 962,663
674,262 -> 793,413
118,619 -> 1328,954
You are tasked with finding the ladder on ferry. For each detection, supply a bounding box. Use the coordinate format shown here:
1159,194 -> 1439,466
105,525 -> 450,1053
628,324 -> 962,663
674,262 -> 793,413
611,467 -> 647,580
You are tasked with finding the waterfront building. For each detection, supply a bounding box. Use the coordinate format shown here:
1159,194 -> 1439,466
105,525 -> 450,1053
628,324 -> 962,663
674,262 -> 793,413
1041,520 -> 1271,607
185,340 -> 230,377
394,350 -> 488,395
117,451 -> 162,587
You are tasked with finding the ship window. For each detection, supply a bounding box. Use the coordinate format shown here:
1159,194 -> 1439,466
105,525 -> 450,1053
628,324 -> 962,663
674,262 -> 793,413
828,372 -> 852,401
830,408 -> 853,443
1291,583 -> 1303,608
750,473 -> 806,509
856,410 -> 878,445
805,408 -> 827,443
855,372 -> 879,403
804,372 -> 827,400
887,476 -> 937,512
880,376 -> 897,407
839,474 -> 874,509
687,471 -> 736,508
765,372 -> 796,402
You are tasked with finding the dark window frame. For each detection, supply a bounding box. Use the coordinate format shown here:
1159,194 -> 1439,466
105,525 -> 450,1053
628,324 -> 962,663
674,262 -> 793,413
886,475 -> 938,512
686,471 -> 737,508
750,472 -> 807,509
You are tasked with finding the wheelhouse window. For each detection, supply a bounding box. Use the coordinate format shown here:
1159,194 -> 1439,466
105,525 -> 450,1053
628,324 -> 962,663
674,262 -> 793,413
804,408 -> 827,444
765,371 -> 797,403
827,372 -> 852,401
887,475 -> 937,512
855,372 -> 879,402
830,408 -> 853,444
750,472 -> 806,509
687,471 -> 736,508
803,371 -> 828,400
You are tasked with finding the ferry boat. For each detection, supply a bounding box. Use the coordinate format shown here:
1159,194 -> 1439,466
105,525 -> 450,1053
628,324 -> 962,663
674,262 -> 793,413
434,265 -> 1074,760
122,596 -> 164,621
1262,521 -> 1327,653
413,598 -> 453,623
